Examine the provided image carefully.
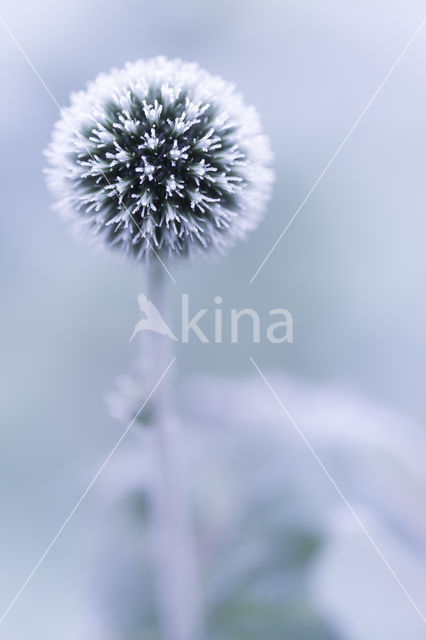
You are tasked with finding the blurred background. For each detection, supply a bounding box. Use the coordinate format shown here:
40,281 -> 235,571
0,1 -> 425,638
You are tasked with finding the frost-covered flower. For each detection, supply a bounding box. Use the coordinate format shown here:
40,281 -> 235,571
45,56 -> 274,260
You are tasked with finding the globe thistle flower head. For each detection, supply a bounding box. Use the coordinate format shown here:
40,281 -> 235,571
45,57 -> 274,261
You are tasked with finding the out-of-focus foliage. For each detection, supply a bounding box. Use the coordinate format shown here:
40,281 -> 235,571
94,372 -> 426,639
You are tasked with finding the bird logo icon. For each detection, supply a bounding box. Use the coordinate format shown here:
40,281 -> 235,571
129,293 -> 178,343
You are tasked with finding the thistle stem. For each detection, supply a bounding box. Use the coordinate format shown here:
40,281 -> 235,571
141,261 -> 202,640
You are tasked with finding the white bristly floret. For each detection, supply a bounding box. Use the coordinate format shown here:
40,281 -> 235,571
45,56 -> 274,261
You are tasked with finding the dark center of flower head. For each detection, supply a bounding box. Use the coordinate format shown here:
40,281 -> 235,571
75,84 -> 248,257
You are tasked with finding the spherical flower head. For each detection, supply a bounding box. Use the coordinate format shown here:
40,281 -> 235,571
45,57 -> 274,261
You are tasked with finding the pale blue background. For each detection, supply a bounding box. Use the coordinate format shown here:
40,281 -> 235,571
0,1 -> 425,637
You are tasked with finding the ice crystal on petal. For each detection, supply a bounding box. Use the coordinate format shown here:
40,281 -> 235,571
45,57 -> 274,260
